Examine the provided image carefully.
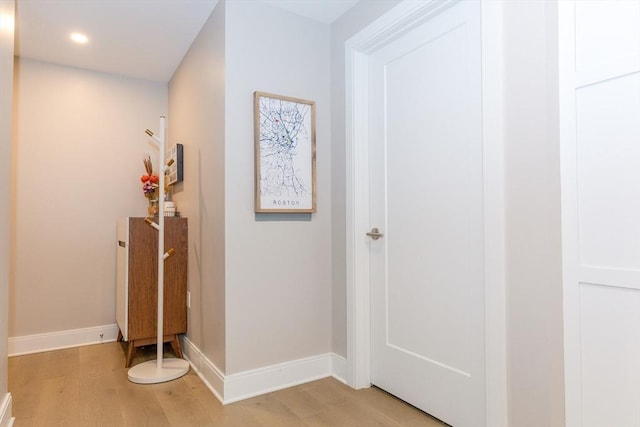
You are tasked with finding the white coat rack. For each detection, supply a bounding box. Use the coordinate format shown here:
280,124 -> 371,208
128,116 -> 190,384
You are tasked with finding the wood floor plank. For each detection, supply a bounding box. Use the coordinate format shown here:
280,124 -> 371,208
206,402 -> 263,427
153,374 -> 217,426
79,367 -> 125,425
30,375 -> 81,426
116,382 -> 173,427
360,387 -> 447,427
272,385 -> 330,420
296,377 -> 354,406
301,398 -> 402,427
234,393 -> 307,426
7,355 -> 44,420
9,342 -> 448,427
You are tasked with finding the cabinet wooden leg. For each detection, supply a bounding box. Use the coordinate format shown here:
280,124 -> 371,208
126,341 -> 136,368
170,335 -> 183,359
117,330 -> 123,342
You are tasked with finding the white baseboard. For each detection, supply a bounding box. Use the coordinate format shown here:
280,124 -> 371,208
8,324 -> 120,357
182,336 -> 348,404
331,353 -> 347,384
0,393 -> 14,427
181,336 -> 225,403
224,352 -> 334,404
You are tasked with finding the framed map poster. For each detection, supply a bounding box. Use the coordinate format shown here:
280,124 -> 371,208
254,91 -> 316,213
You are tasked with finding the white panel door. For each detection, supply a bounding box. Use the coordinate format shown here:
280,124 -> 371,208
368,2 -> 484,426
560,1 -> 640,426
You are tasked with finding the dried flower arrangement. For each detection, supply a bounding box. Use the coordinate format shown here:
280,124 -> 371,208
141,154 -> 159,214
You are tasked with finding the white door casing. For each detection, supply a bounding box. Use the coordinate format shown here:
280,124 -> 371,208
345,1 -> 507,426
560,1 -> 640,426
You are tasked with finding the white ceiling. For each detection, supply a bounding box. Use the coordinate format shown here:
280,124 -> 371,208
15,0 -> 359,83
258,0 -> 358,24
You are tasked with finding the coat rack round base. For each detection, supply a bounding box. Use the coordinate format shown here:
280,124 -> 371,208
128,358 -> 190,384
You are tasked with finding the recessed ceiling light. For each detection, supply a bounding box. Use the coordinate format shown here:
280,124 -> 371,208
70,32 -> 89,44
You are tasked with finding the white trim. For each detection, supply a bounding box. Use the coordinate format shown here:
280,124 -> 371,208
181,335 -> 225,403
182,336 -> 345,404
557,2 -> 579,426
345,0 -> 508,425
0,393 -> 14,427
331,353 -> 348,384
481,2 -> 508,427
8,324 -> 120,357
345,0 -> 458,54
345,39 -> 371,390
224,353 -> 334,403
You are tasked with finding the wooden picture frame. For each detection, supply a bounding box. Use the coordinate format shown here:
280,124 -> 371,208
254,91 -> 316,213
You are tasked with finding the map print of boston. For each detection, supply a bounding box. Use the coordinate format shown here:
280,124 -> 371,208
258,95 -> 312,210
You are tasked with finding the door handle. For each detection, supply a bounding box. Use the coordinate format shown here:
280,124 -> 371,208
366,227 -> 384,240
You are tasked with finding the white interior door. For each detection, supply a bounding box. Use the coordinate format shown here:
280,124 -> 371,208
368,2 -> 484,426
560,2 -> 640,426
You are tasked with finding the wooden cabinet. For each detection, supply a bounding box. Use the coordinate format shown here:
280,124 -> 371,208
116,217 -> 188,367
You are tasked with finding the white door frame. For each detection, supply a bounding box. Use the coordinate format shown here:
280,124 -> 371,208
344,1 -> 507,426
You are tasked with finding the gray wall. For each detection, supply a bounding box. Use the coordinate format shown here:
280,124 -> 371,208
224,0 -> 332,374
169,0 -> 227,372
169,0 -> 333,375
11,59 -> 167,338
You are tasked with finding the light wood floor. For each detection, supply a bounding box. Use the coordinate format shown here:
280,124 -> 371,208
8,342 -> 449,426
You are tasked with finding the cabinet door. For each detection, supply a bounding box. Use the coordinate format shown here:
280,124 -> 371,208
127,218 -> 188,340
164,218 -> 188,335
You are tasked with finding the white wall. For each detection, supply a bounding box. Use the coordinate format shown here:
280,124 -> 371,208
169,0 -> 226,372
0,0 -> 14,418
503,2 -> 565,426
224,0 -> 332,374
11,59 -> 167,338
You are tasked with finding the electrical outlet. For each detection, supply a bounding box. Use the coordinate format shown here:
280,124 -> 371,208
187,291 -> 191,309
